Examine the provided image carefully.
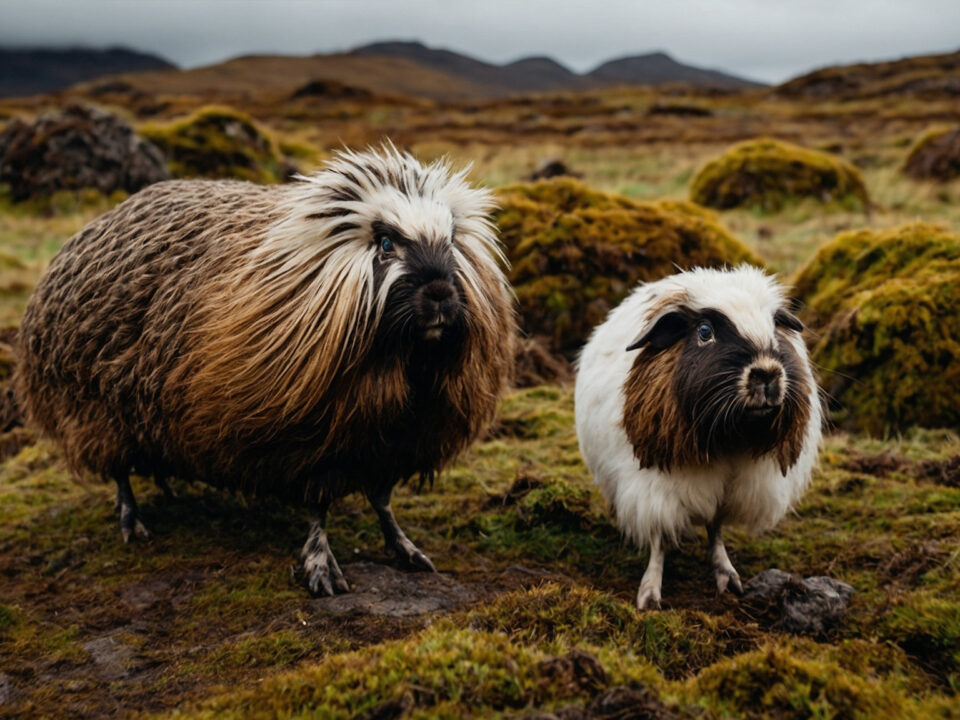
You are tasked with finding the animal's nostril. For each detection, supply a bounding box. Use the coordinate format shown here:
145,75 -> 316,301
748,365 -> 783,404
764,381 -> 782,404
748,366 -> 780,386
422,280 -> 455,303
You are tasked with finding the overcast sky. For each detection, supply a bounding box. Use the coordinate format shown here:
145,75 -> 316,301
3,0 -> 959,84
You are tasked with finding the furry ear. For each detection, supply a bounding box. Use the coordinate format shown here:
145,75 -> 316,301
626,311 -> 689,352
774,308 -> 804,333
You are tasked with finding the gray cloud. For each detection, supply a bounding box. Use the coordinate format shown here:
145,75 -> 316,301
2,0 -> 958,83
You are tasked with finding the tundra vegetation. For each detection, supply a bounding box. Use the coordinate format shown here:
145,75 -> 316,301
689,138 -> 870,212
0,60 -> 959,718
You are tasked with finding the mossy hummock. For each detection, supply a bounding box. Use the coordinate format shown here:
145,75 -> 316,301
140,105 -> 285,183
793,222 -> 960,434
902,126 -> 960,182
689,138 -> 870,211
494,178 -> 762,354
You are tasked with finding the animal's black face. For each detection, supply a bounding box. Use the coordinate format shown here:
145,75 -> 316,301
628,306 -> 806,458
371,220 -> 467,357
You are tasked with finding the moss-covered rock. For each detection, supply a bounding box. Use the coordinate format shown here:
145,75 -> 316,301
793,223 -> 960,434
0,105 -> 169,201
494,178 -> 762,354
140,105 -> 286,183
902,126 -> 960,182
689,645 -> 910,719
690,138 -> 870,211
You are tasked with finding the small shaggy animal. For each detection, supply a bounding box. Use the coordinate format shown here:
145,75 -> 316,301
15,145 -> 516,595
575,266 -> 821,609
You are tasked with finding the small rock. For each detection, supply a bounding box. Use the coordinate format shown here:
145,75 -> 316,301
82,635 -> 150,681
0,672 -> 12,704
0,105 -> 170,201
537,648 -> 608,695
742,568 -> 854,636
120,577 -> 174,612
527,158 -> 582,181
311,562 -> 477,618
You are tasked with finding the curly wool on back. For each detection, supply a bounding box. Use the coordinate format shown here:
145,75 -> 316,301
15,145 -> 516,594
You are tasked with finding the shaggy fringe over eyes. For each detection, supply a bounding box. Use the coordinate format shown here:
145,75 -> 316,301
168,143 -> 512,455
622,291 -> 812,474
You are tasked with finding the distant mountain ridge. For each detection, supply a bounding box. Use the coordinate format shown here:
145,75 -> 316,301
589,51 -> 763,89
0,41 -> 764,100
350,41 -> 764,94
0,47 -> 175,98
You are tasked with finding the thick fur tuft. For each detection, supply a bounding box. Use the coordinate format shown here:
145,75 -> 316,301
575,266 -> 821,548
15,144 -> 516,502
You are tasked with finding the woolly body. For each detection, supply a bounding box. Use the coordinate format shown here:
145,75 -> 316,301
16,146 -> 515,591
575,266 -> 821,606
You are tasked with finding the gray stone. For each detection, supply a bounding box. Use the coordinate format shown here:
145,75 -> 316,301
0,672 -> 12,705
310,562 -> 478,618
0,104 -> 170,201
743,568 -> 854,636
82,635 -> 150,681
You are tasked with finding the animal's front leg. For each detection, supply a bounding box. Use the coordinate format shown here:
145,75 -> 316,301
366,486 -> 436,572
707,519 -> 743,595
637,535 -> 664,610
296,492 -> 350,597
114,472 -> 150,543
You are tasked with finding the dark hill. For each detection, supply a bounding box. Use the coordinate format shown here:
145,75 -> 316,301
0,47 -> 176,98
503,56 -> 592,92
588,51 -> 765,90
350,41 -> 762,95
773,48 -> 960,100
350,41 -> 593,94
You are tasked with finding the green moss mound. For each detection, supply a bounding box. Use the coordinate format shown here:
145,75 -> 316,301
689,138 -> 870,211
690,646 -> 910,719
494,178 -> 762,354
140,105 -> 285,183
793,223 -> 960,434
902,126 -> 960,182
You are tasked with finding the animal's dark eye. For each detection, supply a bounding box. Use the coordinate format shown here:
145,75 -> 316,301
379,235 -> 394,253
697,322 -> 714,342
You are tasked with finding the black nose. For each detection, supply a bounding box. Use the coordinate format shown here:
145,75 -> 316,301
418,279 -> 458,325
422,280 -> 455,304
748,366 -> 783,405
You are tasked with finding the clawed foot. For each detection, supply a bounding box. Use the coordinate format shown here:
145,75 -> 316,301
120,516 -> 150,545
636,538 -> 664,610
709,521 -> 742,596
636,579 -> 662,610
387,534 -> 436,572
115,475 -> 150,544
369,491 -> 437,573
714,564 -> 743,596
296,522 -> 350,597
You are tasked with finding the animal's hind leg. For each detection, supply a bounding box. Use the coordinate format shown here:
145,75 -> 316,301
114,473 -> 150,543
637,535 -> 664,610
295,493 -> 350,597
367,486 -> 436,572
154,474 -> 177,502
708,519 -> 743,596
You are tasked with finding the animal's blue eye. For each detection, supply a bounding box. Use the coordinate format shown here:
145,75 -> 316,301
379,235 -> 394,253
698,322 -> 714,341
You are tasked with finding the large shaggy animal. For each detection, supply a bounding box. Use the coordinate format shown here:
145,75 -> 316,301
575,266 -> 821,609
15,145 -> 516,595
